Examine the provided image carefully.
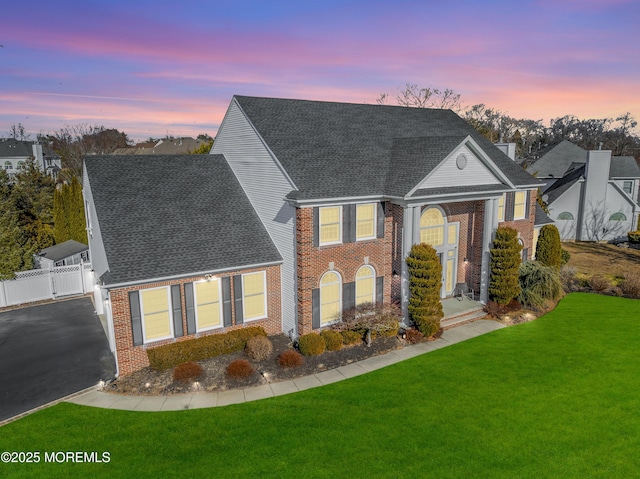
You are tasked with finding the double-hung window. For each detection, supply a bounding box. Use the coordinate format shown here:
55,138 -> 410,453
497,194 -> 505,221
319,206 -> 342,245
513,191 -> 527,219
140,287 -> 173,342
194,279 -> 222,331
356,204 -> 376,240
242,271 -> 267,321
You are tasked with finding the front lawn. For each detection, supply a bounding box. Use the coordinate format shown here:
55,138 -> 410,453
1,293 -> 639,478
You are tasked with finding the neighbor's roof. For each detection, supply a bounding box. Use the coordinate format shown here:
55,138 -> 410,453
526,140 -> 587,178
543,165 -> 585,204
234,96 -> 538,201
37,240 -> 88,262
84,154 -> 282,286
534,203 -> 554,227
610,156 -> 640,179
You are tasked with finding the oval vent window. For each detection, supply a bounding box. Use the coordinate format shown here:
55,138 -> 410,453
456,154 -> 468,170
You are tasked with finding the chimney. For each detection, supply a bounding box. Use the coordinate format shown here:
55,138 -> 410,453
495,142 -> 516,160
580,149 -> 612,240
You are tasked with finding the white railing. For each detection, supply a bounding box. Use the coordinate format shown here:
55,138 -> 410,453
0,263 -> 93,308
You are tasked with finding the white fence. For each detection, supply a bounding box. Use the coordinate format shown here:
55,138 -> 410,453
0,263 -> 93,308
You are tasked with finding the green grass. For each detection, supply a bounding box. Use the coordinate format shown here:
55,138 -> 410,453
1,293 -> 639,478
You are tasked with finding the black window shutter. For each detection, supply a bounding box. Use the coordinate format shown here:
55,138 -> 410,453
312,207 -> 319,247
171,285 -> 183,337
222,276 -> 232,327
522,248 -> 529,262
343,281 -> 355,312
505,192 -> 515,222
377,202 -> 385,239
524,191 -> 531,219
129,291 -> 143,346
312,288 -> 320,329
343,204 -> 356,243
376,276 -> 384,305
233,275 -> 244,325
184,282 -> 196,335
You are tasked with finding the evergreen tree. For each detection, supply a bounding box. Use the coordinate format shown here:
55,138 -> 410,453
406,243 -> 443,336
535,224 -> 562,269
53,176 -> 87,244
488,227 -> 522,305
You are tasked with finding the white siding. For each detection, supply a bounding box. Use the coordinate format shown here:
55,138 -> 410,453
417,144 -> 501,190
548,182 -> 582,241
212,100 -> 298,337
83,167 -> 110,280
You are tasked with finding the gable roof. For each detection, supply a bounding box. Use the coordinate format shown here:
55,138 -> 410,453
84,154 -> 281,286
534,203 -> 554,227
610,156 -> 640,179
543,164 -> 585,204
526,140 -> 587,178
233,96 -> 538,201
37,240 -> 88,262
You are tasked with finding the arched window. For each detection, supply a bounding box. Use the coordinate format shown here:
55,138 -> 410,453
4,161 -> 12,170
355,265 -> 375,306
420,207 -> 445,246
610,212 -> 626,221
17,161 -> 25,170
320,271 -> 341,324
557,212 -> 574,220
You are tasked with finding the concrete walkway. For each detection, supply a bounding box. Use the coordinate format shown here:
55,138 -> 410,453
67,319 -> 504,412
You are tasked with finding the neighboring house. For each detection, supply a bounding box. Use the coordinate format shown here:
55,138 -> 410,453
526,141 -> 640,241
85,96 -> 540,376
112,137 -> 209,155
0,138 -> 61,178
35,240 -> 90,269
83,155 -> 283,375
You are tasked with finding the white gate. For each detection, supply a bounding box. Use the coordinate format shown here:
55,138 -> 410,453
0,263 -> 93,308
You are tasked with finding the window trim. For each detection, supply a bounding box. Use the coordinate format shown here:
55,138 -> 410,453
609,212 -> 627,222
319,206 -> 343,246
513,191 -> 527,220
241,271 -> 268,322
355,203 -> 377,241
320,270 -> 342,325
139,286 -> 174,344
193,278 -> 223,332
355,265 -> 376,306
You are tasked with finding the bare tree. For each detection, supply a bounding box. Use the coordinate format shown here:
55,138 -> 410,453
8,123 -> 30,140
377,84 -> 462,111
583,200 -> 628,242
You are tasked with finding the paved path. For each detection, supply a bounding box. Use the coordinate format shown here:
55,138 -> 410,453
67,319 -> 504,412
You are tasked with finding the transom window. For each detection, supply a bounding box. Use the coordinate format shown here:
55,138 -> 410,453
319,206 -> 342,245
497,194 -> 505,221
320,271 -> 341,324
242,271 -> 267,321
609,212 -> 627,221
557,212 -> 574,220
355,265 -> 375,306
420,208 -> 445,246
356,203 -> 376,240
514,191 -> 527,219
140,287 -> 172,342
194,279 -> 221,331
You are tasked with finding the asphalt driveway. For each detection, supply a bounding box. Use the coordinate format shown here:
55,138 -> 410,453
0,297 -> 115,422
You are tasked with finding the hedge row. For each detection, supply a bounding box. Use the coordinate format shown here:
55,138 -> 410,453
147,326 -> 267,370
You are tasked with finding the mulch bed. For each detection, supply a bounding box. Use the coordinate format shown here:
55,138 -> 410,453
105,334 -> 407,396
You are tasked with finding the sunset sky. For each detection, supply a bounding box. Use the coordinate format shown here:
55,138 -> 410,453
1,0 -> 639,141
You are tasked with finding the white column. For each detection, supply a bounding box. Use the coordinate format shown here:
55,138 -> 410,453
479,198 -> 497,303
401,205 -> 417,323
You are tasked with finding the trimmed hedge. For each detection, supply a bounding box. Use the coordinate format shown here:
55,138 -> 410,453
298,333 -> 325,356
536,225 -> 562,268
489,227 -> 522,305
407,243 -> 443,336
320,330 -> 343,351
147,326 -> 267,370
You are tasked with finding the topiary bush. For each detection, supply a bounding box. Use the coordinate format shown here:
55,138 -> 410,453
517,261 -> 564,310
340,330 -> 362,345
320,330 -> 343,351
535,224 -> 562,268
406,243 -> 443,337
297,333 -> 325,356
278,350 -> 304,368
489,227 -> 522,305
245,335 -> 273,361
147,326 -> 267,370
172,362 -> 205,384
226,359 -> 254,379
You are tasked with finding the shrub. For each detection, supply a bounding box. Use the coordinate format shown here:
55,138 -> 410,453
484,299 -> 522,318
628,230 -> 640,244
278,350 -> 304,368
147,326 -> 267,370
333,303 -> 401,338
560,266 -> 579,292
320,330 -> 343,351
245,335 -> 273,361
405,329 -> 424,344
561,249 -> 571,265
340,330 -> 362,345
298,333 -> 325,356
517,261 -> 564,310
589,275 -> 611,293
619,273 -> 640,298
536,225 -> 562,268
489,227 -> 522,305
226,359 -> 254,379
172,362 -> 204,384
406,243 -> 443,336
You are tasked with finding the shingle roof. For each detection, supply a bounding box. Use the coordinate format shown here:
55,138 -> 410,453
610,156 -> 640,178
526,140 -> 587,178
37,240 -> 88,262
85,154 -> 282,286
534,203 -> 554,227
234,96 -> 538,200
0,138 -> 36,157
543,165 -> 585,204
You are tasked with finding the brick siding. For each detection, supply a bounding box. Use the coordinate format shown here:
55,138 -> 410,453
498,189 -> 537,261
